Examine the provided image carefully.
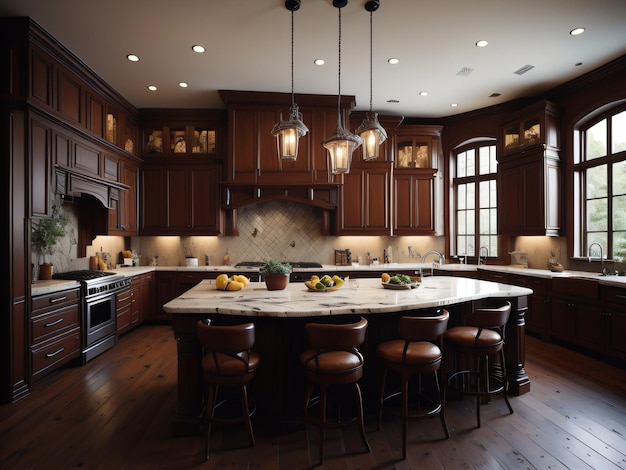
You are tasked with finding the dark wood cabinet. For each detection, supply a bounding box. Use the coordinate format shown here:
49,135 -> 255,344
108,159 -> 137,235
498,101 -> 560,236
116,286 -> 132,337
220,91 -> 353,185
117,273 -> 152,336
393,170 -> 436,235
140,161 -> 222,235
508,273 -> 550,337
30,288 -> 81,382
29,116 -> 53,218
152,271 -> 177,322
337,163 -> 392,235
601,285 -> 626,363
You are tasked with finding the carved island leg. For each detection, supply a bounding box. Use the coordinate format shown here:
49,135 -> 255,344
504,295 -> 530,395
171,314 -> 205,437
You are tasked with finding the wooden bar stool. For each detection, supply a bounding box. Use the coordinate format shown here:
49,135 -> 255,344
377,310 -> 450,459
443,302 -> 514,429
196,320 -> 261,461
300,316 -> 370,465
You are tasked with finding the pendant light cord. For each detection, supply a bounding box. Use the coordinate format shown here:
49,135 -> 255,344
369,10 -> 373,113
291,8 -> 295,109
336,6 -> 342,129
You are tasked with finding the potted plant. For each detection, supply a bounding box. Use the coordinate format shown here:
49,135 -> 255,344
260,260 -> 292,290
31,200 -> 70,280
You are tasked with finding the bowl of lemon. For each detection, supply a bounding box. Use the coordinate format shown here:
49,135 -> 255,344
381,272 -> 420,289
304,274 -> 346,292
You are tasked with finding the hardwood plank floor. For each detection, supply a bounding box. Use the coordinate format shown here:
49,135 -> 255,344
1,325 -> 625,469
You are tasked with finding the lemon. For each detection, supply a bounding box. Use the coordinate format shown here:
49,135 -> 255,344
216,274 -> 229,290
332,275 -> 344,288
234,274 -> 250,286
226,280 -> 244,291
381,273 -> 391,283
310,275 -> 320,284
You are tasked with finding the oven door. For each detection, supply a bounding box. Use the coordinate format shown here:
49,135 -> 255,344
84,292 -> 117,351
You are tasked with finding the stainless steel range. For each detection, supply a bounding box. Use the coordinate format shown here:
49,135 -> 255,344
53,270 -> 130,363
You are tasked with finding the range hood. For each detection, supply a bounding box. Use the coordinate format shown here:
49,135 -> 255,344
55,164 -> 129,209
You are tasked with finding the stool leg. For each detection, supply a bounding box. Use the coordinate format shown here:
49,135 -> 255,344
240,384 -> 255,446
401,374 -> 409,460
319,384 -> 328,465
378,368 -> 388,431
354,382 -> 371,455
435,370 -> 450,439
499,349 -> 514,415
205,384 -> 218,461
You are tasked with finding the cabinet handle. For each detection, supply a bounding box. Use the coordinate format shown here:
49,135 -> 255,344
46,347 -> 65,358
49,295 -> 67,304
44,318 -> 64,328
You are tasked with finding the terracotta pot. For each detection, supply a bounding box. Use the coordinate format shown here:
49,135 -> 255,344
39,263 -> 54,280
263,274 -> 289,291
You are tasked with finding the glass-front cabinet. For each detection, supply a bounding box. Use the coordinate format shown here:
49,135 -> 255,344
143,125 -> 217,156
396,136 -> 433,168
502,100 -> 559,156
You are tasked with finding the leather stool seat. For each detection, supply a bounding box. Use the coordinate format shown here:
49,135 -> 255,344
377,310 -> 450,459
443,302 -> 514,429
300,316 -> 370,465
197,320 -> 260,461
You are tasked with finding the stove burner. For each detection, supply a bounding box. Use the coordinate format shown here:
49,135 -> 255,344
53,270 -> 116,281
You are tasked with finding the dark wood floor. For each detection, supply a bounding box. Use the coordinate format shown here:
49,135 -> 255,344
1,324 -> 625,469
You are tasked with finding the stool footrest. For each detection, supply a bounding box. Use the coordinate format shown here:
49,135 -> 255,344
447,370 -> 507,396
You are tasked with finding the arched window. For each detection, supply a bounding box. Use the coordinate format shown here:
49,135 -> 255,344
451,141 -> 498,261
575,105 -> 626,260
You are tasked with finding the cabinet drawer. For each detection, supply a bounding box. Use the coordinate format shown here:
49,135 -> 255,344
508,274 -> 549,292
31,328 -> 80,379
32,288 -> 80,314
31,303 -> 79,344
602,285 -> 626,305
551,277 -> 599,300
117,288 -> 132,309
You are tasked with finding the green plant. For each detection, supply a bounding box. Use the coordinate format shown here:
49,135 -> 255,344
31,201 -> 70,263
259,260 -> 292,275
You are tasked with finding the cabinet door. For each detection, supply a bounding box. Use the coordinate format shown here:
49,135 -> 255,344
574,301 -> 604,353
30,118 -> 52,218
338,166 -> 390,234
140,166 -> 165,233
229,109 -> 259,183
393,172 -> 435,235
153,272 -> 177,321
165,167 -> 191,232
549,296 -> 575,342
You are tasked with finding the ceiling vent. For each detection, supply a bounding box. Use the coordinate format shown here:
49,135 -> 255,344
489,93 -> 501,98
514,64 -> 535,75
456,67 -> 474,76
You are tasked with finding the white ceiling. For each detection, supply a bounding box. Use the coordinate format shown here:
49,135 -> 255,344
1,0 -> 626,118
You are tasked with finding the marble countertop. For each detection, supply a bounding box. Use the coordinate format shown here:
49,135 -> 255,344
162,277 -> 533,318
31,279 -> 80,296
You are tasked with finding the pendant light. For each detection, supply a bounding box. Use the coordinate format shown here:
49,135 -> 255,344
323,0 -> 363,176
272,0 -> 308,162
356,0 -> 387,161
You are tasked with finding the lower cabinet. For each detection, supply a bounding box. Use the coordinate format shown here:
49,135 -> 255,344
116,286 -> 132,336
601,286 -> 626,363
508,274 -> 550,337
117,272 -> 154,332
30,287 -> 81,382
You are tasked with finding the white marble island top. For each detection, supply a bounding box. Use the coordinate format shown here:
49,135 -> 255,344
163,277 -> 533,318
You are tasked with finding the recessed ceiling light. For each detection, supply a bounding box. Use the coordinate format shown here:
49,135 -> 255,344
388,58 -> 399,65
450,103 -> 458,107
314,59 -> 325,65
148,85 -> 157,91
570,27 -> 585,36
179,82 -> 188,88
192,45 -> 206,53
475,40 -> 488,48
419,91 -> 428,96
126,54 -> 140,62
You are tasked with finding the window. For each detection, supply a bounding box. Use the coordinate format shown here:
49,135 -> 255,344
576,106 -> 626,259
452,143 -> 498,259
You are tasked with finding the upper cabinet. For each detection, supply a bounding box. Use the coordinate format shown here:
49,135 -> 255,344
502,100 -> 559,156
219,90 -> 354,185
138,109 -> 226,236
497,100 -> 561,236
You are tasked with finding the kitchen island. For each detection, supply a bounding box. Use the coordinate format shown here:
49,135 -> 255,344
164,276 -> 532,436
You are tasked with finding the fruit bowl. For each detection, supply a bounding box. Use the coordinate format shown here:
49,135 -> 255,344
304,274 -> 347,292
381,281 -> 420,290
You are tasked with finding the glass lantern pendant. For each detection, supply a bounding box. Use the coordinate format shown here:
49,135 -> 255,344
272,0 -> 308,162
272,105 -> 308,161
324,0 -> 362,175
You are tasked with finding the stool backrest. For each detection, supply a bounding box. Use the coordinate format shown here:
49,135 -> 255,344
305,317 -> 368,350
398,310 -> 449,343
465,302 -> 511,339
197,320 -> 256,352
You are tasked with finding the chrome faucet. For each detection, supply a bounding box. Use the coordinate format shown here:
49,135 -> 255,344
422,250 -> 444,265
588,242 -> 605,275
478,246 -> 489,265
